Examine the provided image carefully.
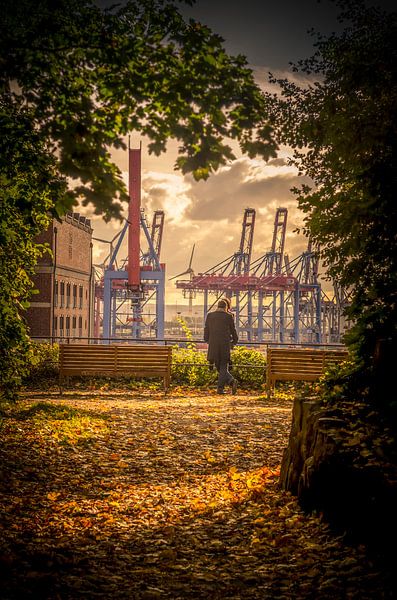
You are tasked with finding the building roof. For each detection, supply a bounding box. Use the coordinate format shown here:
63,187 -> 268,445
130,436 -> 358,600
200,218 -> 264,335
65,211 -> 92,233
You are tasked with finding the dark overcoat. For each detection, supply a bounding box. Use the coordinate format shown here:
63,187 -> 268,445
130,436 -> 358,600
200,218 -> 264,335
204,309 -> 239,369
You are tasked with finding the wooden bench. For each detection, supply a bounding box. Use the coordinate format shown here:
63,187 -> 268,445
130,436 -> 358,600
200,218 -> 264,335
266,347 -> 348,398
59,344 -> 172,393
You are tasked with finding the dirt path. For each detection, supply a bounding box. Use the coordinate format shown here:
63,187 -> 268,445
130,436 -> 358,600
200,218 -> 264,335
0,390 -> 392,599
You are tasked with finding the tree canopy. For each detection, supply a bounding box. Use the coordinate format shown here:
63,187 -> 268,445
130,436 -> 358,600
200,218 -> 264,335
267,0 -> 397,408
1,0 -> 276,221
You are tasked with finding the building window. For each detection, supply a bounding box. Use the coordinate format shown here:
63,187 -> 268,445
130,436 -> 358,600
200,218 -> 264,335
72,316 -> 76,332
53,316 -> 57,334
66,283 -> 71,308
54,281 -> 58,308
79,285 -> 83,309
60,282 -> 65,308
66,316 -> 70,337
73,284 -> 77,308
59,316 -> 64,337
78,316 -> 83,337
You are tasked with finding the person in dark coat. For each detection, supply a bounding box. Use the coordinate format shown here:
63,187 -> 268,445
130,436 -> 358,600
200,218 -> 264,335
204,299 -> 239,394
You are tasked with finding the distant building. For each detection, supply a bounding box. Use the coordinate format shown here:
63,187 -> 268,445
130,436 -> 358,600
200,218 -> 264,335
25,212 -> 94,341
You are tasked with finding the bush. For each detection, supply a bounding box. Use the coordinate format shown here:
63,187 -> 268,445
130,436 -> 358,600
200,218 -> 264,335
171,344 -> 266,389
171,346 -> 214,387
230,346 -> 266,388
23,342 -> 59,383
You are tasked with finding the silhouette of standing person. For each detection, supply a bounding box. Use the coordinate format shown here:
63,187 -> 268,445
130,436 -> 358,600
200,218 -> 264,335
204,299 -> 238,394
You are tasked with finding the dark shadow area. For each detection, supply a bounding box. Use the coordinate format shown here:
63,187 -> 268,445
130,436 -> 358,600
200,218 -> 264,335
1,493 -> 394,600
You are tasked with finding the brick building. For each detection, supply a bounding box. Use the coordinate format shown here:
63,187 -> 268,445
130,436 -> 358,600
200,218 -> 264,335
26,212 -> 94,340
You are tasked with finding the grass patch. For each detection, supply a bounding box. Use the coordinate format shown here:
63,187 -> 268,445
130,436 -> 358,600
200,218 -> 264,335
3,401 -> 110,446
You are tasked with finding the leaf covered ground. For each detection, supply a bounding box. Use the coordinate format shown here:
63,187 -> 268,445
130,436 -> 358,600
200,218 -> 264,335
0,389 -> 394,599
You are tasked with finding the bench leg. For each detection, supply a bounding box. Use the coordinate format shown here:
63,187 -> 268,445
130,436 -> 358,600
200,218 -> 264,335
266,369 -> 271,399
164,371 -> 171,394
266,377 -> 275,400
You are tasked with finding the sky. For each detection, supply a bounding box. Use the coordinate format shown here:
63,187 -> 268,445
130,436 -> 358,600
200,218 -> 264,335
89,0 -> 395,306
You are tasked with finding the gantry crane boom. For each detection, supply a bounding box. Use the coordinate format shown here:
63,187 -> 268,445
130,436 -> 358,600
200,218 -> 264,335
301,239 -> 319,285
235,208 -> 256,275
269,207 -> 287,275
250,207 -> 288,277
151,210 -> 164,260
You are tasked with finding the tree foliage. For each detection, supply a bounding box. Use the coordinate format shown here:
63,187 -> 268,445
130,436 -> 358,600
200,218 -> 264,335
1,0 -> 276,220
0,100 -> 66,399
267,0 -> 397,407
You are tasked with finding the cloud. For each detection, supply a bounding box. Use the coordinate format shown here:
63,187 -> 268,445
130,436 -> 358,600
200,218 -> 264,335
252,65 -> 318,94
184,157 -> 311,222
142,171 -> 192,223
268,157 -> 288,167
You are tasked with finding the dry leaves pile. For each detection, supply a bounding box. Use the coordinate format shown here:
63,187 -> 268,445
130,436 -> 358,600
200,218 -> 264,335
0,390 -> 393,599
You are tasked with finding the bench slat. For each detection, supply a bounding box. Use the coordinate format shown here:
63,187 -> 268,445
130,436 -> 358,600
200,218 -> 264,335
59,344 -> 172,393
266,348 -> 348,398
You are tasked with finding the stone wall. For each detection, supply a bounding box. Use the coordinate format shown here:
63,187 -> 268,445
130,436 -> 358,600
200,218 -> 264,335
280,395 -> 397,556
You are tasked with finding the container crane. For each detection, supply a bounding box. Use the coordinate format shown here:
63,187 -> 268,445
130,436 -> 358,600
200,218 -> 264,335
174,206 -> 347,344
249,207 -> 291,342
250,207 -> 288,277
100,146 -> 166,340
175,208 -> 260,337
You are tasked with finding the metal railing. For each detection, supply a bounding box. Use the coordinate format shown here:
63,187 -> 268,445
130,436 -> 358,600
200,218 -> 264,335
31,335 -> 345,350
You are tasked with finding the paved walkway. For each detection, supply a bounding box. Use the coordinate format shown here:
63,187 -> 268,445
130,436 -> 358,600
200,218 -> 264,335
0,390 -> 392,599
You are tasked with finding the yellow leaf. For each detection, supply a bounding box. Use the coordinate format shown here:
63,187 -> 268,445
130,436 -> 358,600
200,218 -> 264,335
204,450 -> 216,463
47,492 -> 60,501
246,476 -> 258,489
